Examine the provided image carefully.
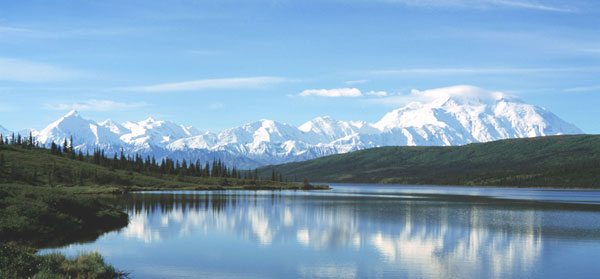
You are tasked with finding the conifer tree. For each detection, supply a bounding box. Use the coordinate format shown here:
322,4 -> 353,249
69,135 -> 75,158
50,142 -> 58,155
28,132 -> 34,148
0,153 -> 5,179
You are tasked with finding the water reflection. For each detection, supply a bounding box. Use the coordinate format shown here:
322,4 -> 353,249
48,188 -> 600,279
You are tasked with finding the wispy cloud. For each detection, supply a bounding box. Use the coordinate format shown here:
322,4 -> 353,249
382,0 -> 573,12
344,79 -> 369,85
0,57 -> 84,82
491,0 -> 573,12
0,25 -> 146,40
124,76 -> 287,92
0,25 -> 34,33
300,88 -> 363,97
369,66 -> 600,76
368,85 -> 512,106
45,100 -> 146,112
366,90 -> 389,97
299,88 -> 390,98
564,85 -> 600,92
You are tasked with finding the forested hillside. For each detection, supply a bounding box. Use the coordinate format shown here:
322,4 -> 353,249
260,135 -> 600,188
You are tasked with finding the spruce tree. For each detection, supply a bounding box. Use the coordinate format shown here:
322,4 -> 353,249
28,132 -> 34,148
63,138 -> 69,154
69,135 -> 75,158
0,153 -> 5,180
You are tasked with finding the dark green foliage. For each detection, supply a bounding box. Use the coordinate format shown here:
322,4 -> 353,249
0,242 -> 127,278
0,133 -> 261,187
261,135 -> 600,188
0,242 -> 39,278
0,185 -> 128,247
0,185 -> 129,278
0,134 -> 310,192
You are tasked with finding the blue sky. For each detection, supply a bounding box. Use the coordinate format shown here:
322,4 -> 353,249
1,0 -> 599,133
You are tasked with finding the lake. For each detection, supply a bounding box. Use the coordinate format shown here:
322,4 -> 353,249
43,184 -> 600,278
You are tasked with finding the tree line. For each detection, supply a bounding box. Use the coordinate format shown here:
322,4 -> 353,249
0,132 -> 288,185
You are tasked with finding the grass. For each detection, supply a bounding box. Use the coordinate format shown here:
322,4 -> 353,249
260,135 -> 600,188
0,144 -> 325,190
1,242 -> 128,279
0,184 -> 128,247
0,185 -> 129,278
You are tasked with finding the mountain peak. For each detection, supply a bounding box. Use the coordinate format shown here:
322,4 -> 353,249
99,119 -> 128,135
63,110 -> 80,118
413,85 -> 511,107
143,116 -> 157,123
0,125 -> 11,135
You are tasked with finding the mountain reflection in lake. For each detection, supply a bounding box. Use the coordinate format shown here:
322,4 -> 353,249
44,185 -> 600,279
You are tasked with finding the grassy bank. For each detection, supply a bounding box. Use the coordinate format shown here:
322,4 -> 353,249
0,185 -> 128,247
1,242 -> 127,279
0,185 -> 129,278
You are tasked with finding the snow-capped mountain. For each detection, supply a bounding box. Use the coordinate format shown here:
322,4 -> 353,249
0,125 -> 10,137
119,117 -> 200,152
5,86 -> 583,168
34,110 -> 123,152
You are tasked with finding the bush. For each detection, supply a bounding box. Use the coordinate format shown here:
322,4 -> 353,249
0,243 -> 127,279
0,242 -> 40,278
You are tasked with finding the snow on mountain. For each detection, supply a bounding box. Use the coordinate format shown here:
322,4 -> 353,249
299,116 -> 379,142
373,85 -> 581,145
36,110 -> 123,151
120,117 -> 201,151
217,119 -> 312,145
14,86 -> 583,168
98,119 -> 129,135
167,132 -> 219,150
0,125 -> 11,136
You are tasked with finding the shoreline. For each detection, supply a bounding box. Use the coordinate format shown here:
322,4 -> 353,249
61,183 -> 331,195
322,182 -> 600,191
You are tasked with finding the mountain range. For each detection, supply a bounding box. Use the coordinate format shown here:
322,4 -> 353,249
0,86 -> 583,168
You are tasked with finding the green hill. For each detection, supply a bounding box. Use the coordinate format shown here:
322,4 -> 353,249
0,144 -> 309,191
259,135 -> 600,188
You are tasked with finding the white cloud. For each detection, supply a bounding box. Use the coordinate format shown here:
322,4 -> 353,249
299,88 -> 363,97
125,76 -> 287,92
491,0 -> 572,12
370,85 -> 512,106
564,85 -> 600,93
0,25 -> 33,33
366,90 -> 389,97
0,57 -> 83,82
45,100 -> 146,112
370,67 -> 600,76
382,0 -> 573,12
344,79 -> 369,85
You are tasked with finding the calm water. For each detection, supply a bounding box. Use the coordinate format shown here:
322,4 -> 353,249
44,184 -> 600,278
